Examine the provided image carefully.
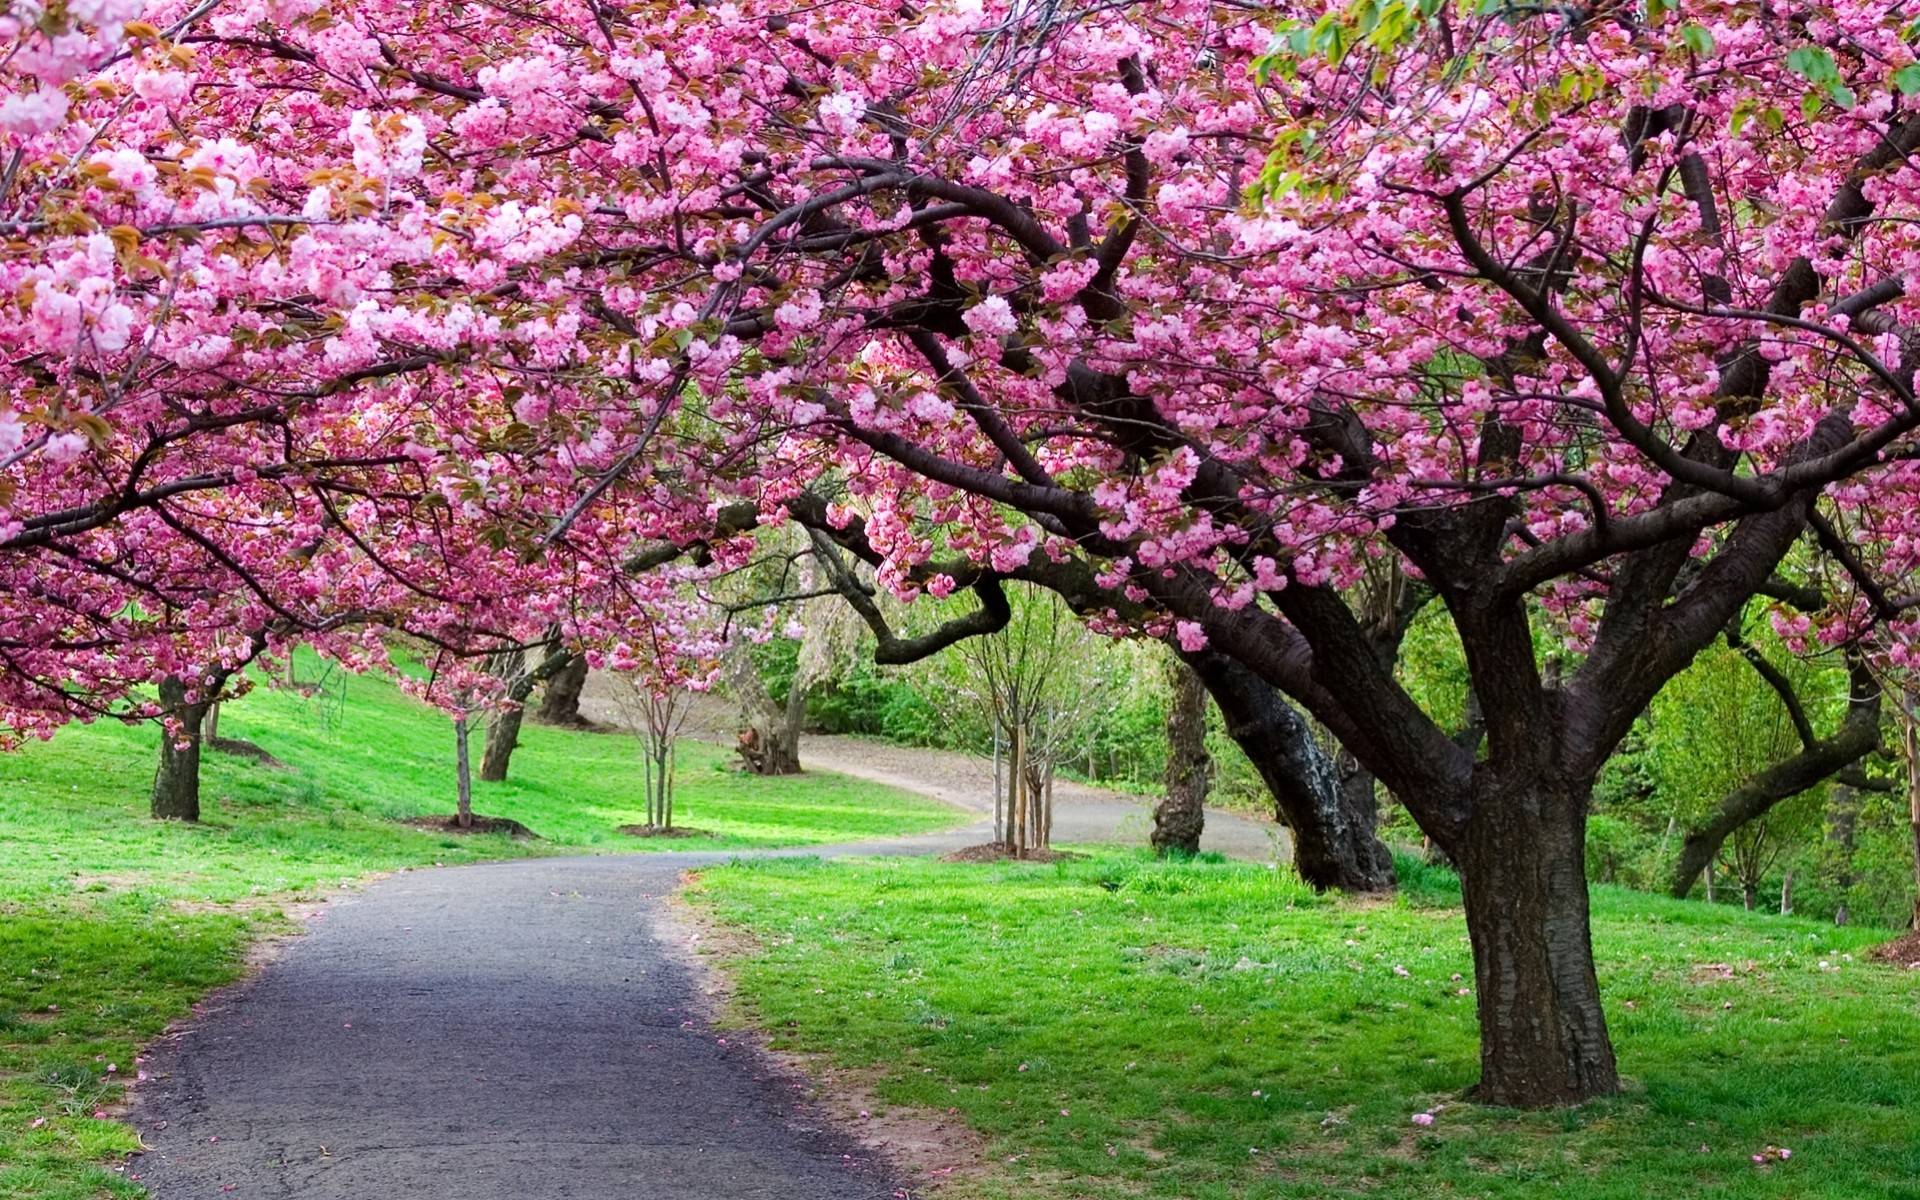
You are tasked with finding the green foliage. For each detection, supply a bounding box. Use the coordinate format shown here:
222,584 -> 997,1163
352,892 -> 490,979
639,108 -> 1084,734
808,595 -> 1172,790
1396,603 -> 1471,735
695,852 -> 1920,1200
806,656 -> 951,745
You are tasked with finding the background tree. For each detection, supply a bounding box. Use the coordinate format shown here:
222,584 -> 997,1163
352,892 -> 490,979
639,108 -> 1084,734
604,672 -> 701,832
150,631 -> 271,821
1154,658 -> 1212,856
1666,628 -> 1883,900
939,587 -> 1109,856
479,640 -> 577,783
535,655 -> 591,727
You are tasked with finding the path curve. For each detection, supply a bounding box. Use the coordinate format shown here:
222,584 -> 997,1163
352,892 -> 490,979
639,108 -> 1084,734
132,854 -> 893,1200
578,675 -> 1292,863
134,692 -> 1290,1197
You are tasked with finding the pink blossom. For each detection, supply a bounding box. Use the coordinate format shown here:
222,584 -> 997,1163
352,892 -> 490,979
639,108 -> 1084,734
962,295 -> 1017,338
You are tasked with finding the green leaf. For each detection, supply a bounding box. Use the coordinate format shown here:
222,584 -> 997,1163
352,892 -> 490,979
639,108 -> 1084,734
1730,96 -> 1754,135
1803,90 -> 1824,121
1680,24 -> 1714,56
1893,63 -> 1920,96
1829,83 -> 1856,110
1786,45 -> 1838,86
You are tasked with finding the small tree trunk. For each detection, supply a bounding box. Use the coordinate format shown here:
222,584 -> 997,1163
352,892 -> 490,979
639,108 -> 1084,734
1780,869 -> 1794,916
152,676 -> 213,822
1831,783 -> 1858,926
479,704 -> 525,783
993,725 -> 1005,845
1022,761 -> 1048,850
1742,879 -> 1757,912
1453,778 -> 1619,1107
202,701 -> 220,744
454,716 -> 474,829
1153,659 -> 1210,856
536,653 -> 589,725
665,739 -> 676,830
1906,694 -> 1920,931
1012,725 -> 1027,856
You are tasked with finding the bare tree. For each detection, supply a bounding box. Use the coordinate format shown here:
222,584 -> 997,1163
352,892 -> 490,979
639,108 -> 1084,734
604,672 -> 706,831
952,587 -> 1110,856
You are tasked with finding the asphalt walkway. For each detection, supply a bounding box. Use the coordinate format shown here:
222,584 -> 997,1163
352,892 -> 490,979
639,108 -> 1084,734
132,855 -> 893,1200
131,730 -> 1289,1197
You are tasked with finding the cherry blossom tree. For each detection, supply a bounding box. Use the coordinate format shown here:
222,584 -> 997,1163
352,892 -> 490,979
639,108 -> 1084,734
10,0 -> 1920,1108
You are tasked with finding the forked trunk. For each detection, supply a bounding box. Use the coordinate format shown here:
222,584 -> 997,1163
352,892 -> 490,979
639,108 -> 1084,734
536,653 -> 589,725
1187,652 -> 1395,891
479,705 -> 525,782
1454,776 -> 1618,1107
152,675 -> 212,822
728,648 -> 805,775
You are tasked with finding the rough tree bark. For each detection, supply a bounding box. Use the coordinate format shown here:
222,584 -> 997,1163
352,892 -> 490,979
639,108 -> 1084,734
1187,651 -> 1396,891
152,675 -> 218,822
1152,658 -> 1211,856
727,646 -> 804,775
479,643 -> 577,784
1454,770 -> 1617,1106
536,653 -> 589,725
479,704 -> 525,783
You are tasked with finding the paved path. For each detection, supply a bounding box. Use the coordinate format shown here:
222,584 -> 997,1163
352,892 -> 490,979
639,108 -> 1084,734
133,855 -> 896,1200
132,708 -> 1289,1197
790,733 -> 1290,862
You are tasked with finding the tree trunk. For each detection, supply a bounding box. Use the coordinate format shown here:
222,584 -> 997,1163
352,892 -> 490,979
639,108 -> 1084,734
1780,869 -> 1793,917
993,725 -> 1005,845
454,716 -> 474,829
535,653 -> 589,725
152,675 -> 214,822
1906,692 -> 1920,931
1186,651 -> 1396,892
727,647 -> 803,775
1830,783 -> 1858,926
1454,778 -> 1619,1107
479,704 -> 525,783
1153,659 -> 1210,856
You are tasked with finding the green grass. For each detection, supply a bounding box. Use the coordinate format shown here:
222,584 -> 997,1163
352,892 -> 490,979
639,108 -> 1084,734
0,657 -> 964,1199
691,852 -> 1920,1200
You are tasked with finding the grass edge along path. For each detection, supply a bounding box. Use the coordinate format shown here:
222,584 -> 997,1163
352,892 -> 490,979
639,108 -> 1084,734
0,662 -> 967,1200
688,852 -> 1920,1200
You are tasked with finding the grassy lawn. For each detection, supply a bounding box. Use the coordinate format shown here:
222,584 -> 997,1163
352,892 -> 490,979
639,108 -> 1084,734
690,853 -> 1920,1200
0,661 -> 964,1200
